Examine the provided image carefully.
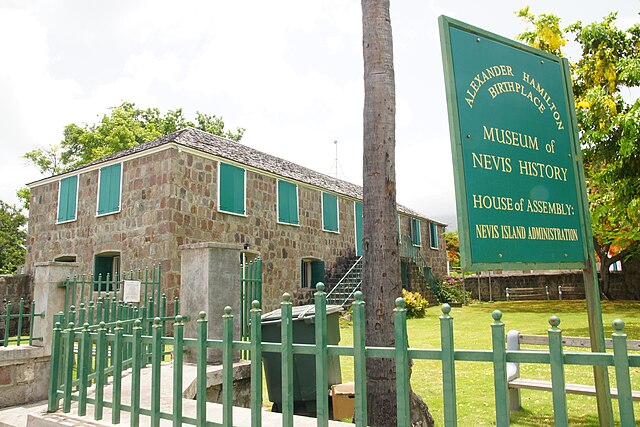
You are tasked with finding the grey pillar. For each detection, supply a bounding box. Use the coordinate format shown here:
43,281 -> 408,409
32,262 -> 78,354
180,242 -> 243,364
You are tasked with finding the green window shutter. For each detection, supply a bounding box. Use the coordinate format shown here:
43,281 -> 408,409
278,180 -> 298,224
430,222 -> 439,249
97,163 -> 121,215
57,175 -> 78,222
219,163 -> 245,214
322,192 -> 338,232
401,261 -> 408,289
301,259 -> 307,288
311,260 -> 325,289
411,218 -> 421,246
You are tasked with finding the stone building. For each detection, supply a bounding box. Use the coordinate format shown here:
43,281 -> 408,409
25,128 -> 447,309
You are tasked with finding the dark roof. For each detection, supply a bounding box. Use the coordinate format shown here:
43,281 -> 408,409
31,127 -> 444,224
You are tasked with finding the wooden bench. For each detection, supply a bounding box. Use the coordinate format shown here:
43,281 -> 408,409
557,285 -> 585,300
505,286 -> 549,301
506,330 -> 640,412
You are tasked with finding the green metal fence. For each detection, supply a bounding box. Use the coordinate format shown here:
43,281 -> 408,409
60,265 -> 162,321
0,298 -> 44,347
240,257 -> 262,343
48,284 -> 638,427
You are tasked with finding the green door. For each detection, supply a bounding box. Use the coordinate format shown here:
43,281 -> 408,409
355,202 -> 363,256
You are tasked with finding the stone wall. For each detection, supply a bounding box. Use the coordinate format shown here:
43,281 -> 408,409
464,270 -> 630,301
0,346 -> 49,408
26,146 -> 448,313
0,274 -> 33,339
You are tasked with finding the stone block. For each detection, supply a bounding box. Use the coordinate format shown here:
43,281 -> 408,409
0,366 -> 11,385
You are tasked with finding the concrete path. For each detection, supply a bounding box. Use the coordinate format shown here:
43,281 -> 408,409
0,362 -> 354,426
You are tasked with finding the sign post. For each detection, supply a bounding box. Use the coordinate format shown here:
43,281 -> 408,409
439,16 -> 613,425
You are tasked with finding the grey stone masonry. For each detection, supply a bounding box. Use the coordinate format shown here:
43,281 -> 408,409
180,243 -> 243,364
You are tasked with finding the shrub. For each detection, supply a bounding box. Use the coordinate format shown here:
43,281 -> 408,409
438,276 -> 472,304
402,289 -> 429,318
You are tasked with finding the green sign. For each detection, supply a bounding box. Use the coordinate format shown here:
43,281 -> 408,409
439,16 -> 589,271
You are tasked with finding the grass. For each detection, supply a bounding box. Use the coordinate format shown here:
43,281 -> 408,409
336,300 -> 640,426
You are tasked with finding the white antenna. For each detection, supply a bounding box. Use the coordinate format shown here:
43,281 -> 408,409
328,139 -> 348,181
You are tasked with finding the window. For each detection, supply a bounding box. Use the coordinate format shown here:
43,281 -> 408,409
410,217 -> 421,247
97,163 -> 122,216
322,192 -> 339,232
57,175 -> 78,223
301,258 -> 325,289
277,180 -> 299,225
430,222 -> 439,249
218,162 -> 246,215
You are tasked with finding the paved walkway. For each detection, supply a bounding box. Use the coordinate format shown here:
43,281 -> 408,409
0,362 -> 353,426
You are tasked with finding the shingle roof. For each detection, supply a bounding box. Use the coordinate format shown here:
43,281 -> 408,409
31,127 -> 445,225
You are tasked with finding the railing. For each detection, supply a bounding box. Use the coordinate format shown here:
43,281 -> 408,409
48,284 -> 638,427
0,298 -> 44,347
326,256 -> 362,306
60,265 -> 162,320
400,235 -> 443,300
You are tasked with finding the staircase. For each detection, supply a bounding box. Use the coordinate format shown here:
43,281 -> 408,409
326,256 -> 362,307
400,235 -> 443,303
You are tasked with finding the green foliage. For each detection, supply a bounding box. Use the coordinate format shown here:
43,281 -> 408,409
15,187 -> 30,211
515,6 -> 566,56
0,200 -> 27,274
402,289 -> 429,318
438,276 -> 471,304
517,9 -> 640,295
24,102 -> 245,175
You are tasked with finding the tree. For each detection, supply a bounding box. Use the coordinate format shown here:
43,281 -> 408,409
517,8 -> 640,299
444,231 -> 460,271
24,101 -> 245,175
0,201 -> 27,274
361,1 -> 433,425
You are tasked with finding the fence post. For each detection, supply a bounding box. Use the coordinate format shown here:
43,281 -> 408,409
131,319 -> 143,427
490,310 -> 509,426
250,301 -> 263,427
281,293 -> 294,427
611,319 -> 635,426
47,314 -> 64,412
196,311 -> 207,427
548,315 -> 568,427
112,320 -> 124,424
62,323 -> 75,414
222,307 -> 234,427
314,283 -> 329,427
151,317 -> 162,427
94,322 -> 107,421
440,304 -> 457,427
78,323 -> 90,416
173,315 -> 185,427
394,297 -> 410,426
352,291 -> 367,427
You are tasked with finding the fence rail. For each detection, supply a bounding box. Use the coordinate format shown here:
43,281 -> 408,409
1,298 -> 44,347
48,284 -> 638,427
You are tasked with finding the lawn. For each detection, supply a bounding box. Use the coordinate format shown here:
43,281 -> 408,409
336,300 -> 640,426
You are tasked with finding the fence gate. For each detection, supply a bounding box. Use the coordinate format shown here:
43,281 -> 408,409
240,256 -> 262,342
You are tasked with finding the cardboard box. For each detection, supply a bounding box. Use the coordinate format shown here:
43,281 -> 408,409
331,382 -> 355,421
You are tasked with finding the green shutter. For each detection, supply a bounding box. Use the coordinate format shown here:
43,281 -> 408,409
322,192 -> 338,232
311,260 -> 325,289
355,202 -> 363,256
278,180 -> 298,224
219,163 -> 245,214
57,175 -> 78,222
411,218 -> 421,246
97,163 -> 121,215
301,259 -> 307,288
430,222 -> 439,249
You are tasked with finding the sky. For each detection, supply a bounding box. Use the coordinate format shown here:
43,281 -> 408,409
1,1 -> 638,229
